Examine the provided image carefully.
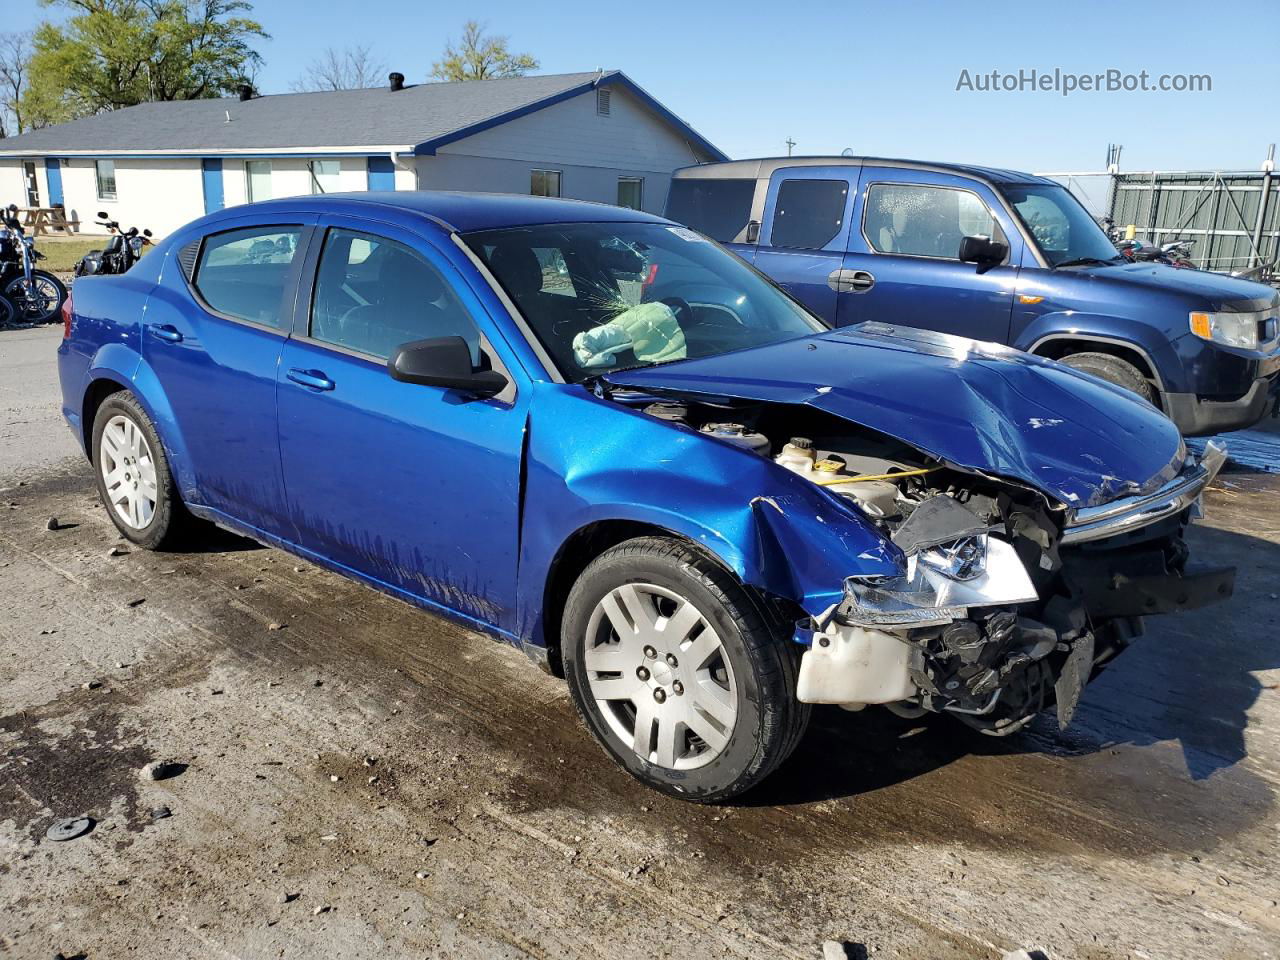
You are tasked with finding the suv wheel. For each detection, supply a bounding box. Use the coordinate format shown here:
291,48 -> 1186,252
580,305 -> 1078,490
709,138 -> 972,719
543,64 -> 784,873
91,392 -> 191,549
1059,352 -> 1157,405
562,536 -> 808,802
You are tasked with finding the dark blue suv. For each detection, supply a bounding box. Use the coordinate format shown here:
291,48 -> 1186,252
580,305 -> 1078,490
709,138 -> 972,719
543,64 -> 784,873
666,157 -> 1280,435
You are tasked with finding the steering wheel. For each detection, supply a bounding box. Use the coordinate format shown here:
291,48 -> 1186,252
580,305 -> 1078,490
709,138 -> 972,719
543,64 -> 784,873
657,296 -> 695,326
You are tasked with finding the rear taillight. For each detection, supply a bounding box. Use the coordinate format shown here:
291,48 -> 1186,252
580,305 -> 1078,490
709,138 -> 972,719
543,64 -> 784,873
61,293 -> 73,339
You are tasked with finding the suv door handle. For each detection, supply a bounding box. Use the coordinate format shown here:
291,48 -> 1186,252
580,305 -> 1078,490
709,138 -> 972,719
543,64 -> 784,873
287,368 -> 335,391
827,268 -> 876,294
147,323 -> 183,343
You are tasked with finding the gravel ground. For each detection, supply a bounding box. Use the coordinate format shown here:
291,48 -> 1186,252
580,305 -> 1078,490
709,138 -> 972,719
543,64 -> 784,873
2,326 -> 1279,959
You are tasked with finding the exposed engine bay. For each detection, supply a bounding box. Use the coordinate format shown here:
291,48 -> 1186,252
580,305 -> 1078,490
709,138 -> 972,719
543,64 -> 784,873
635,394 -> 1235,735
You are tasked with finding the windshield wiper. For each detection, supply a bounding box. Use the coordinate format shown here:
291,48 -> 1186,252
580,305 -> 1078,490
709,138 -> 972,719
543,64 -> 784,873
1052,256 -> 1123,269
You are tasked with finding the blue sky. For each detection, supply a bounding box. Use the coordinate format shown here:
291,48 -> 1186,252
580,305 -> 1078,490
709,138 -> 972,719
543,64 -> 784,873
8,0 -> 1274,179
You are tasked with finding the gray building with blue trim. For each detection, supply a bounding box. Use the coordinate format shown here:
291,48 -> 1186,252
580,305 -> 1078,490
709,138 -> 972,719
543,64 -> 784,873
0,70 -> 726,236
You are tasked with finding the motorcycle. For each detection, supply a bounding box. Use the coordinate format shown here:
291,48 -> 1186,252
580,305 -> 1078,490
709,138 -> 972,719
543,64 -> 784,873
0,204 -> 68,323
75,212 -> 153,278
1115,236 -> 1199,270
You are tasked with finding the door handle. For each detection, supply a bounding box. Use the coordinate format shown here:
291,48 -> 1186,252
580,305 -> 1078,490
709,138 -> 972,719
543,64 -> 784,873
827,269 -> 876,294
147,323 -> 183,343
287,368 -> 335,391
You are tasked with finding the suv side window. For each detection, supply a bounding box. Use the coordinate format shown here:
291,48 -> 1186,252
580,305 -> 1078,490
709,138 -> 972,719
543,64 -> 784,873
863,184 -> 1005,260
193,226 -> 302,327
310,228 -> 481,362
770,179 -> 848,250
664,178 -> 755,242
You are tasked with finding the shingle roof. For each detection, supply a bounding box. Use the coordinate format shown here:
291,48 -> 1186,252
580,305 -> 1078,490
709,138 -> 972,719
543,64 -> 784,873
0,71 -> 614,156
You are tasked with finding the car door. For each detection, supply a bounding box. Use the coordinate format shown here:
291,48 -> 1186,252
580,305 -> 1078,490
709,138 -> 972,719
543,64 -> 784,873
142,215 -> 314,535
275,216 -> 527,633
839,168 -> 1022,342
751,167 -> 860,323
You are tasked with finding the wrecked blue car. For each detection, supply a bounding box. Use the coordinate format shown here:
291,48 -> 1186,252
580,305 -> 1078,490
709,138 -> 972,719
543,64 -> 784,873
58,192 -> 1234,801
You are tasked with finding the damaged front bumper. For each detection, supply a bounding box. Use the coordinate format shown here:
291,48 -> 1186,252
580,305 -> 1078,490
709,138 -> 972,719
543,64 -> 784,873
793,440 -> 1235,733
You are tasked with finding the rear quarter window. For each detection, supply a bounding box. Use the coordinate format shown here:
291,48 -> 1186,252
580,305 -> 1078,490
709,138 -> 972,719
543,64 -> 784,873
193,226 -> 302,327
664,178 -> 756,243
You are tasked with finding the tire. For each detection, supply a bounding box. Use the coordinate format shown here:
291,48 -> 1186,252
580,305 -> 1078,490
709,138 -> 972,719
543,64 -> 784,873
0,293 -> 14,330
91,391 -> 191,550
1059,351 -> 1157,405
562,536 -> 809,803
6,269 -> 67,323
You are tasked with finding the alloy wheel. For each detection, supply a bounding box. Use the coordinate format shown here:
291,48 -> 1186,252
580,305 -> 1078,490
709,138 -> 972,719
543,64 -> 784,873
583,582 -> 738,770
99,414 -> 158,529
6,275 -> 61,321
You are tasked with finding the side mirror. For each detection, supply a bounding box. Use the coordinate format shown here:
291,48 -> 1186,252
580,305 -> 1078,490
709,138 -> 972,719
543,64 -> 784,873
388,336 -> 508,397
97,211 -> 108,219
958,235 -> 1008,271
744,220 -> 760,244
143,229 -> 153,238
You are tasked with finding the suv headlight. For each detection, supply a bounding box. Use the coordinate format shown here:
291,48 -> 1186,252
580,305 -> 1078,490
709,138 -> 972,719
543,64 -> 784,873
841,536 -> 1037,628
1189,310 -> 1267,349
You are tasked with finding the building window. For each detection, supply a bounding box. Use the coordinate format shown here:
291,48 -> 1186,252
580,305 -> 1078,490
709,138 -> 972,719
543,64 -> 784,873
531,169 -> 561,198
246,160 -> 272,203
95,159 -> 117,201
616,177 -> 643,210
596,87 -> 611,116
308,159 -> 341,194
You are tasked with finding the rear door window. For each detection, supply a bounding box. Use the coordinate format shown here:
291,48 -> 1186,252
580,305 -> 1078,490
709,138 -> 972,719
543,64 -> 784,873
769,179 -> 849,250
193,226 -> 302,327
664,178 -> 755,242
863,184 -> 1004,260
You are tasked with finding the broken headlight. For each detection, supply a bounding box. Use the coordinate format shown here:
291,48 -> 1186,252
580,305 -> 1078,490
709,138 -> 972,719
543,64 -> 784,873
841,536 -> 1037,628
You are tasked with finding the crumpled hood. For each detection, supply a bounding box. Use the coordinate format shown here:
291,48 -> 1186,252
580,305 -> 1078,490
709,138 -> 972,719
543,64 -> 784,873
604,324 -> 1187,510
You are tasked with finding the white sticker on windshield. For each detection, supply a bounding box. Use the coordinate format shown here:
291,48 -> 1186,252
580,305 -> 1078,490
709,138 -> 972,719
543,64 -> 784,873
667,226 -> 707,243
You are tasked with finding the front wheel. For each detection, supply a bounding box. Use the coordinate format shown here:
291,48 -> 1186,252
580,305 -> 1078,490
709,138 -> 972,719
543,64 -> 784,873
562,537 -> 808,802
6,270 -> 67,323
1059,351 -> 1157,405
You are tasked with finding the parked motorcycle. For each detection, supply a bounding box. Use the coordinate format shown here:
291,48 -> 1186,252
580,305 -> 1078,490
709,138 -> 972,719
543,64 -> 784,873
1,204 -> 68,323
0,291 -> 18,330
75,212 -> 153,278
1115,237 -> 1199,270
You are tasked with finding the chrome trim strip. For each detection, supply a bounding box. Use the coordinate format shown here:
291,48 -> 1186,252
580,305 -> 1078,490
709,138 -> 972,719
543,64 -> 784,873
1060,441 -> 1226,545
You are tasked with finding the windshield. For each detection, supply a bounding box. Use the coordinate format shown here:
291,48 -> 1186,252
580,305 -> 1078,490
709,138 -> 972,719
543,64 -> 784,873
465,221 -> 826,381
1000,184 -> 1121,267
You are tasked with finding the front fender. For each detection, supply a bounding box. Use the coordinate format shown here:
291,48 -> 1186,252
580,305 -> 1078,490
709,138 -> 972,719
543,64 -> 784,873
1014,311 -> 1184,392
516,384 -> 904,647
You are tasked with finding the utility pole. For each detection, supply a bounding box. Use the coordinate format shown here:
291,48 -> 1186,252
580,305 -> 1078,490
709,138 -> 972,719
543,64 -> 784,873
785,137 -> 796,156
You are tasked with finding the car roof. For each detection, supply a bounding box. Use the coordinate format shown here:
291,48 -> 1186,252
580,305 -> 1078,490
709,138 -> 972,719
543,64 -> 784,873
671,156 -> 1058,186
222,190 -> 670,233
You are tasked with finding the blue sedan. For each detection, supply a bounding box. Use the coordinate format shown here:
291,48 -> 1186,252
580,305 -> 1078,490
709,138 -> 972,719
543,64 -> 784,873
58,192 -> 1233,800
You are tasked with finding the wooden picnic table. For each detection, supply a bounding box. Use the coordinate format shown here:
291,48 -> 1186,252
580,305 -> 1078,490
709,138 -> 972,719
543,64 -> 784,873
17,206 -> 76,237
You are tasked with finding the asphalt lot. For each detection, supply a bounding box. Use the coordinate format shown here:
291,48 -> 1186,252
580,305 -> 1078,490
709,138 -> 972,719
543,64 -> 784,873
2,325 -> 1279,959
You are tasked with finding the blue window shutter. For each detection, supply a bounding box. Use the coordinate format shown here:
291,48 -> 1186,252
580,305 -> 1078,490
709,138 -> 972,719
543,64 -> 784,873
201,159 -> 225,213
367,156 -> 396,191
45,159 -> 64,206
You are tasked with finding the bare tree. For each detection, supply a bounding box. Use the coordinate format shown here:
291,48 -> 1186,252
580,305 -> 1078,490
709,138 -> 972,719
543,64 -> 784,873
0,32 -> 34,137
292,45 -> 386,92
430,21 -> 538,82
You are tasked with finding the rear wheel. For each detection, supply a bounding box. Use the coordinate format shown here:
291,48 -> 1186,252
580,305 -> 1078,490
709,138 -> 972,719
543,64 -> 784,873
562,536 -> 808,802
91,392 -> 191,550
1059,351 -> 1157,405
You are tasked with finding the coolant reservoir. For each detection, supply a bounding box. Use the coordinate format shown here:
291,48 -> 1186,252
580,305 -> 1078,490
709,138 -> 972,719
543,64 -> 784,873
775,437 -> 816,475
833,480 -> 901,518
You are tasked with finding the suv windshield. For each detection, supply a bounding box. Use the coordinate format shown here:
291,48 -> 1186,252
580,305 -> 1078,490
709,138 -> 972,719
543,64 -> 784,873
1000,184 -> 1122,267
465,221 -> 825,381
